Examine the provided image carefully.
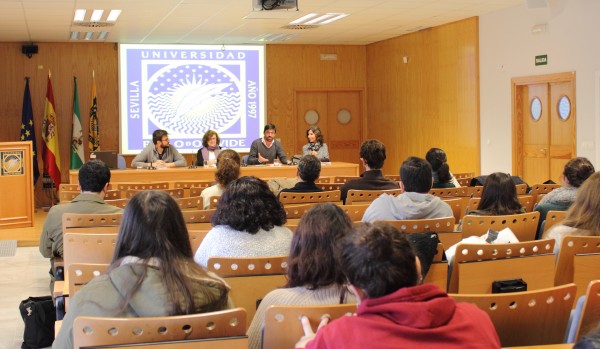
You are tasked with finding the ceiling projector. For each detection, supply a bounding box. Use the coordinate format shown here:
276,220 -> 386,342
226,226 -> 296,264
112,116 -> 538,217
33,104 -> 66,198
252,0 -> 298,11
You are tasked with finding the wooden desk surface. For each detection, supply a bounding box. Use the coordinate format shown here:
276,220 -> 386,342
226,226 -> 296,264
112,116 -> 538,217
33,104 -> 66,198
69,162 -> 359,184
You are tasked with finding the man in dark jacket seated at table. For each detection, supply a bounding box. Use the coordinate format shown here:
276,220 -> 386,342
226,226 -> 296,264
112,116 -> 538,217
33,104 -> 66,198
340,139 -> 399,203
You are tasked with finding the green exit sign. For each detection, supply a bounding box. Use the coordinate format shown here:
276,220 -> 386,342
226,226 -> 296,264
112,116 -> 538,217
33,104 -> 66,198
535,54 -> 548,66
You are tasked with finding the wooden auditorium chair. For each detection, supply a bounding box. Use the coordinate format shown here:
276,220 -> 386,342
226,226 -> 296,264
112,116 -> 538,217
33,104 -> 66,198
573,280 -> 600,342
448,240 -> 556,294
450,284 -> 577,347
460,211 -> 540,241
73,308 -> 248,349
116,182 -> 169,190
206,256 -> 288,328
345,188 -> 402,205
384,217 -> 460,249
278,190 -> 341,205
554,235 -> 600,301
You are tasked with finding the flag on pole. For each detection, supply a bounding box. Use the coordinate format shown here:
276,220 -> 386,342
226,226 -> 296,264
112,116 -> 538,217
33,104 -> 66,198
88,71 -> 100,151
70,77 -> 84,169
20,77 -> 40,185
41,72 -> 62,188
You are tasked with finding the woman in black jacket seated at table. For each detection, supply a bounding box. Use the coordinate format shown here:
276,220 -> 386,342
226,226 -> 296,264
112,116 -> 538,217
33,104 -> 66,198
195,130 -> 221,166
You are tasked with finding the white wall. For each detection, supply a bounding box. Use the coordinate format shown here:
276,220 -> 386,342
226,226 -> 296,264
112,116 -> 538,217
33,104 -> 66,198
479,0 -> 600,175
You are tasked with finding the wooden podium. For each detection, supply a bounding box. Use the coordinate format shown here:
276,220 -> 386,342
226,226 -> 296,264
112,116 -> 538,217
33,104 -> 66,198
0,141 -> 34,229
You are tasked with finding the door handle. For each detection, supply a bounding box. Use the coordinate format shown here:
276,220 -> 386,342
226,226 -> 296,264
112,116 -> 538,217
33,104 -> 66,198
539,148 -> 547,155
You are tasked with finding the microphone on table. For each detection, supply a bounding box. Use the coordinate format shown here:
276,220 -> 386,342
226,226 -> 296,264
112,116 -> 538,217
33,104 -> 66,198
188,150 -> 197,169
148,161 -> 156,170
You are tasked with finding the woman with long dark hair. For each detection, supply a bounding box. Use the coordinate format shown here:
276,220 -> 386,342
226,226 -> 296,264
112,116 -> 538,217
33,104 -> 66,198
302,126 -> 329,162
53,191 -> 230,349
468,172 -> 524,216
425,148 -> 459,188
194,176 -> 292,267
247,203 -> 355,349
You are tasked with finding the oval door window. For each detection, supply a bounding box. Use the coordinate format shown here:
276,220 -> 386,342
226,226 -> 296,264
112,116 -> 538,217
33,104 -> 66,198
557,95 -> 571,121
337,109 -> 351,125
304,109 -> 319,125
530,97 -> 542,121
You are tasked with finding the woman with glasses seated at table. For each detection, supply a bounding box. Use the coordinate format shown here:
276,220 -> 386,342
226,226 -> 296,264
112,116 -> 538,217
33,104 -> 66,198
53,190 -> 231,349
195,130 -> 222,167
247,203 -> 356,349
302,126 -> 329,162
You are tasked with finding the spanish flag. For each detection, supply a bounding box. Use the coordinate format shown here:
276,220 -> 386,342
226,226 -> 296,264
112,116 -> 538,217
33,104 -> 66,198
41,72 -> 61,188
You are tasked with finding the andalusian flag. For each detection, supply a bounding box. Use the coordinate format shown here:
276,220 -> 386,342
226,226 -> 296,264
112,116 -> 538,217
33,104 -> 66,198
88,71 -> 99,151
20,77 -> 40,185
70,77 -> 84,169
41,72 -> 62,188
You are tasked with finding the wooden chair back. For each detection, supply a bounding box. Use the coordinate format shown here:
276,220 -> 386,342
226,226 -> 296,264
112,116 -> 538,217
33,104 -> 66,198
345,189 -> 402,205
103,190 -> 122,200
124,188 -> 184,199
554,235 -> 600,301
429,187 -> 471,198
316,182 -> 343,191
279,190 -> 341,205
468,186 -> 484,198
531,183 -> 561,203
104,198 -> 129,209
543,210 -> 567,234
62,213 -> 123,235
448,239 -> 555,294
208,196 -> 220,209
385,217 -> 460,249
73,308 -> 248,349
457,177 -> 472,187
575,280 -> 600,342
206,256 -> 287,328
339,204 -> 370,222
423,243 -> 448,291
441,197 -> 466,222
188,230 -> 210,253
333,176 -> 358,183
461,212 -> 540,241
515,183 -> 528,195
68,263 -> 108,297
453,172 -> 475,179
174,196 -> 203,210
63,233 -> 117,272
467,195 -> 533,213
173,180 -> 213,197
116,182 -> 169,190
450,284 -> 577,347
263,304 -> 356,349
59,183 -> 80,191
181,209 -> 215,231
315,177 -> 332,184
59,190 -> 79,203
189,186 -> 207,197
284,204 -> 313,219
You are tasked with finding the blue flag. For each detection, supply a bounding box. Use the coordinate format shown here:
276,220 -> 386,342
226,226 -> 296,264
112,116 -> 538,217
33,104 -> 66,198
20,77 -> 40,185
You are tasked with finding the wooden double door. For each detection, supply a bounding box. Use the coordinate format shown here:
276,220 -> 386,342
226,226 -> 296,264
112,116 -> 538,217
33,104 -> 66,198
295,90 -> 363,165
512,72 -> 576,185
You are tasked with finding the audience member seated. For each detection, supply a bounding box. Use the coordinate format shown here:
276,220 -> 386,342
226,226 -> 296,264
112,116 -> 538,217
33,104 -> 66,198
302,126 -> 329,162
466,172 -> 525,216
535,157 -> 595,223
194,176 -> 292,267
543,171 -> 600,254
53,190 -> 231,349
340,139 -> 399,203
247,203 -> 356,349
426,148 -> 460,188
278,155 -> 323,198
362,157 -> 453,222
200,149 -> 241,209
39,160 -> 122,292
575,326 -> 600,349
295,222 -> 500,349
195,129 -> 222,167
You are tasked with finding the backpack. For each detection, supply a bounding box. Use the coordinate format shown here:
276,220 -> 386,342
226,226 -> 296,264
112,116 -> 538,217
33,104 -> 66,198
19,296 -> 55,349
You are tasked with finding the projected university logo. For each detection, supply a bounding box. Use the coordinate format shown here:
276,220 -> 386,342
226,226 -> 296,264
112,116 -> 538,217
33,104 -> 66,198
120,45 -> 265,154
147,64 -> 242,135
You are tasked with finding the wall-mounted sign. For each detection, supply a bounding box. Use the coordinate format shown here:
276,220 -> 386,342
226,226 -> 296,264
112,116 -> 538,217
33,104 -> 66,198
1,151 -> 24,176
535,54 -> 548,66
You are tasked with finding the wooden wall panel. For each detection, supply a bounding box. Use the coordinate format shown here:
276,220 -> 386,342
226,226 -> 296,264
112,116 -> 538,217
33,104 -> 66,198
0,42 -> 118,206
265,45 -> 367,160
366,17 -> 480,176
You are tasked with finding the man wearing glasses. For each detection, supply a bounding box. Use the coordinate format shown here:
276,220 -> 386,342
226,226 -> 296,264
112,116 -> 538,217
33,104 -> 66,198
131,129 -> 187,168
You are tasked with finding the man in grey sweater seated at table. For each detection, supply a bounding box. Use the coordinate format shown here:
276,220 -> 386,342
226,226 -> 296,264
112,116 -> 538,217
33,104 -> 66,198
131,129 -> 186,168
362,156 -> 453,222
247,123 -> 290,165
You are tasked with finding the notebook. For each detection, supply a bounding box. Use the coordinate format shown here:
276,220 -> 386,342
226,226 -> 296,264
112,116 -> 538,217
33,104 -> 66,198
90,151 -> 119,169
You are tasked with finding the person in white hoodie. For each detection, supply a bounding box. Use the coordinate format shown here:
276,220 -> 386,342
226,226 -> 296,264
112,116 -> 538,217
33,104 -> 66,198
362,156 -> 453,222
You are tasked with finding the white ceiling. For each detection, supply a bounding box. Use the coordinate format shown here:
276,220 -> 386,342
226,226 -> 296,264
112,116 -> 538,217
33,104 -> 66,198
0,0 -> 523,45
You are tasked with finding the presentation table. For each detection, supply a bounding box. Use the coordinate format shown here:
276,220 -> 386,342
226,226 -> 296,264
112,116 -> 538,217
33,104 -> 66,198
68,162 -> 359,185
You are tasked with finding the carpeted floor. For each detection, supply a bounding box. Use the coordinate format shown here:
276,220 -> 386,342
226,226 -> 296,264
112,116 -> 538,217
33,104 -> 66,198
0,240 -> 17,258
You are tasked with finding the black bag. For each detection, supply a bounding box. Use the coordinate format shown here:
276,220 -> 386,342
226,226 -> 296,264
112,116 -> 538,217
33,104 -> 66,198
19,296 -> 56,349
492,278 -> 527,293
